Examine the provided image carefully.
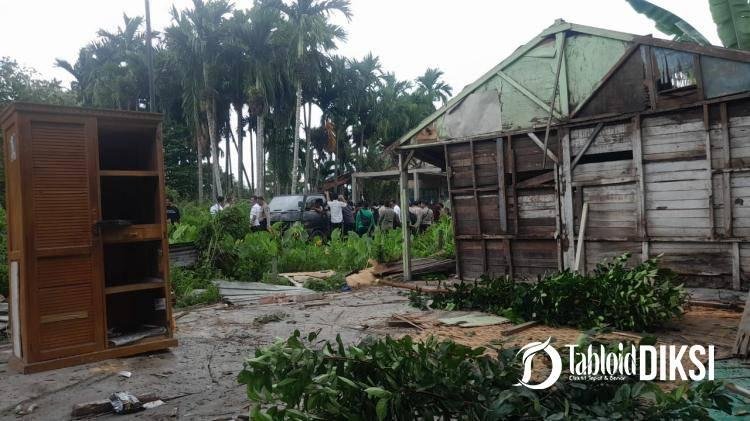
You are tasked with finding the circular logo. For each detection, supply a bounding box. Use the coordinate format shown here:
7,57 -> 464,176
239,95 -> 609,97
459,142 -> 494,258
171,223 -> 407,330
514,337 -> 562,390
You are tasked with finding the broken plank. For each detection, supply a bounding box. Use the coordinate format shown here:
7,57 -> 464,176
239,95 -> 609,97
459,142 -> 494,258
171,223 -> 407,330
501,321 -> 539,336
527,132 -> 559,164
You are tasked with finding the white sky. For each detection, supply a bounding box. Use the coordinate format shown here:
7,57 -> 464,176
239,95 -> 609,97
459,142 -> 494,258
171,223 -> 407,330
0,0 -> 722,186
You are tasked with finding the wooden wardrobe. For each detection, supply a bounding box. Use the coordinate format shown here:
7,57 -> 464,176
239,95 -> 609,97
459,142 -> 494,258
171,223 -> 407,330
0,103 -> 176,373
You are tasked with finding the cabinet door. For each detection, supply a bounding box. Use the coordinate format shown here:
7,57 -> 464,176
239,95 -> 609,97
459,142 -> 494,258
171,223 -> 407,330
23,114 -> 104,361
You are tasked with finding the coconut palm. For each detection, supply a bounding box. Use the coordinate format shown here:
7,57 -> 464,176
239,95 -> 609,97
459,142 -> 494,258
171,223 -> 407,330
167,0 -> 233,199
415,67 -> 453,106
270,0 -> 352,193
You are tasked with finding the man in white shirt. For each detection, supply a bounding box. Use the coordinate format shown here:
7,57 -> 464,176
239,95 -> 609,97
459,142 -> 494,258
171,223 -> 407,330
250,196 -> 262,231
325,191 -> 346,233
209,196 -> 225,215
392,200 -> 401,226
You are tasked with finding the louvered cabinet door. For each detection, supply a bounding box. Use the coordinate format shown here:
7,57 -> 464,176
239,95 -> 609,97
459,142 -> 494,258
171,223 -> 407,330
22,114 -> 104,361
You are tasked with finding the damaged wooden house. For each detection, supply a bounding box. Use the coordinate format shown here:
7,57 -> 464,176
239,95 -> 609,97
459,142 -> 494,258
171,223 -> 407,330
395,19 -> 750,289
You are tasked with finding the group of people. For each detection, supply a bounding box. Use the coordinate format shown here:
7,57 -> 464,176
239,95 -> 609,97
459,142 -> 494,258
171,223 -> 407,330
208,195 -> 271,231
324,192 -> 448,236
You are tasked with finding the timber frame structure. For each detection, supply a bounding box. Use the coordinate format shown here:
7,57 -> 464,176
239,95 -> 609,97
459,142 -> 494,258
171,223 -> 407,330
396,20 -> 750,289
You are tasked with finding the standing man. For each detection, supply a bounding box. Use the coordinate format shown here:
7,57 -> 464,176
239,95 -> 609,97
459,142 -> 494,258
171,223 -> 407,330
166,195 -> 181,224
210,196 -> 225,215
325,191 -> 346,233
250,196 -> 262,231
378,201 -> 396,231
420,201 -> 434,232
409,200 -> 423,233
343,200 -> 355,235
355,201 -> 375,236
257,196 -> 271,231
392,199 -> 401,228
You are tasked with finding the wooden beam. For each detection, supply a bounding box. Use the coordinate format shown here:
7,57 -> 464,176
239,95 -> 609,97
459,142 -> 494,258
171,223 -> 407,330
632,115 -> 647,239
724,172 -> 732,236
496,138 -> 507,232
516,171 -> 555,189
570,122 -> 604,169
721,102 -> 731,168
574,202 -> 588,272
398,152 -> 412,281
497,71 -> 564,119
703,104 -> 715,239
733,241 -> 741,290
560,130 -> 576,267
542,32 -> 567,168
444,144 -> 461,278
527,132 -> 559,164
509,135 -> 519,236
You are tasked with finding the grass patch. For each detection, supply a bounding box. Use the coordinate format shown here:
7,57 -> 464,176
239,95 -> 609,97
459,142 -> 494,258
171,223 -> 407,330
303,272 -> 345,292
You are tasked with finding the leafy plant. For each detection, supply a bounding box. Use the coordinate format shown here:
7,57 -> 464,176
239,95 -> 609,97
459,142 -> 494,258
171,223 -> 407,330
238,331 -> 735,420
303,272 -> 345,292
412,216 -> 455,258
625,0 -> 711,45
709,0 -> 750,50
171,266 -> 220,308
414,254 -> 687,331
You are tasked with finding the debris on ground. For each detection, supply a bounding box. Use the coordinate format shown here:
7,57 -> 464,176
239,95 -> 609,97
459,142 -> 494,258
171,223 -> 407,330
437,313 -> 510,328
372,258 -> 455,280
14,402 -> 37,416
278,271 -> 337,287
253,311 -> 288,326
214,280 -> 319,305
72,393 -> 160,418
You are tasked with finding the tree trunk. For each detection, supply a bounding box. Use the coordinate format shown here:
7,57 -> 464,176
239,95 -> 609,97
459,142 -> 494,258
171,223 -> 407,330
194,104 -> 205,203
206,98 -> 223,199
225,123 -> 231,195
291,34 -> 304,194
235,103 -> 244,199
255,77 -> 265,197
303,103 -> 312,193
249,122 -> 255,196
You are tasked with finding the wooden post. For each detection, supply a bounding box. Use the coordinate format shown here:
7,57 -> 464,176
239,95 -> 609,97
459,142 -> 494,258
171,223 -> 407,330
351,174 -> 358,203
413,171 -> 420,201
561,129 -> 576,267
574,202 -> 588,272
632,115 -> 648,261
399,152 -> 412,281
496,138 -> 507,232
733,241 -> 741,290
721,103 -> 733,237
703,104 -> 715,239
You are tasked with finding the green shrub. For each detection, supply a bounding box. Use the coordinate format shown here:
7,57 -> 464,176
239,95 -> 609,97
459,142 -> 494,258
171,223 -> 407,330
238,331 -> 734,420
413,216 -> 454,258
303,272 -> 345,292
171,266 -> 220,308
414,254 -> 687,331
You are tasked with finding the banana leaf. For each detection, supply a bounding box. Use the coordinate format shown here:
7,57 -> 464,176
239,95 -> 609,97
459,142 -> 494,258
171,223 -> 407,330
709,0 -> 750,50
625,0 -> 711,45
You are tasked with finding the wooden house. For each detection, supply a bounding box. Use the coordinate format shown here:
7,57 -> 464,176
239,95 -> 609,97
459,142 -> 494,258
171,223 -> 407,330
395,20 -> 750,290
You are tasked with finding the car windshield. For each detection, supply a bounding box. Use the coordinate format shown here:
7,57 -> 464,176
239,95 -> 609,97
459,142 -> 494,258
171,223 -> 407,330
269,196 -> 303,212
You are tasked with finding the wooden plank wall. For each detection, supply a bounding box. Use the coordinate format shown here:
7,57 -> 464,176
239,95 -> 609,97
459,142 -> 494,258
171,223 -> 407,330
447,97 -> 750,290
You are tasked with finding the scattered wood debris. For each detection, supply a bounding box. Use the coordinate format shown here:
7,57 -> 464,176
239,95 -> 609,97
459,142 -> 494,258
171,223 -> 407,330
373,258 -> 455,280
214,280 -> 319,305
278,271 -> 336,287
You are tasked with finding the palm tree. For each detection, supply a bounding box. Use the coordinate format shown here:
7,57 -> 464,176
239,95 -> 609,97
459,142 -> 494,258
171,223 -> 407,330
271,0 -> 352,193
242,1 -> 286,196
415,68 -> 453,106
167,0 -> 233,200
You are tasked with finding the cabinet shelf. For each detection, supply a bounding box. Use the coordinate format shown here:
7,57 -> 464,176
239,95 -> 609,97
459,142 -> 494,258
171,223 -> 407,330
105,278 -> 164,295
102,224 -> 162,244
100,170 -> 159,177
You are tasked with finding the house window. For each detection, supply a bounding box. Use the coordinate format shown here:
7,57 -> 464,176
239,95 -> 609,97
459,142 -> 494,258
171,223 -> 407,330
653,48 -> 697,93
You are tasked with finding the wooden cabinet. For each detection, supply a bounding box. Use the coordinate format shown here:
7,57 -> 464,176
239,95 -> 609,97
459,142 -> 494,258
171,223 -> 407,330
0,103 -> 176,373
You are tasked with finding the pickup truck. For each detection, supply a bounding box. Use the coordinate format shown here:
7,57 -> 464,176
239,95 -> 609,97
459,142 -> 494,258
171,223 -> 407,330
268,194 -> 330,238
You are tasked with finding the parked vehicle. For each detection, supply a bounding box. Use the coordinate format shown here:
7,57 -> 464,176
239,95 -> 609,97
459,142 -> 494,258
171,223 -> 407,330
268,194 -> 330,238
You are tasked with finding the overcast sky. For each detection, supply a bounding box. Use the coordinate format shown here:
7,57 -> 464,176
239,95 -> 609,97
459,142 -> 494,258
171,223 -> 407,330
1,0 -> 722,94
0,0 -> 723,185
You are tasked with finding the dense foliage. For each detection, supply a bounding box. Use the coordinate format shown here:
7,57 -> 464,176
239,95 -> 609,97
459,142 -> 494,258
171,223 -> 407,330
414,254 -> 687,331
238,331 -> 734,420
168,202 -> 454,306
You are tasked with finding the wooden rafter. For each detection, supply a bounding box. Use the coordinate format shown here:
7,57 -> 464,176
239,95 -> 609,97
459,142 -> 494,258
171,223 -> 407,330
570,122 -> 604,169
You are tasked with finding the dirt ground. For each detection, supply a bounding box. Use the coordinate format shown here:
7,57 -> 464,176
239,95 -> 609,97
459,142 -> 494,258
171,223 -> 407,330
0,285 -> 744,420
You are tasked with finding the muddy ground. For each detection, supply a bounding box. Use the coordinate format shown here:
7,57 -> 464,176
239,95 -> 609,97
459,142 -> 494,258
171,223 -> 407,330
0,285 -> 744,420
